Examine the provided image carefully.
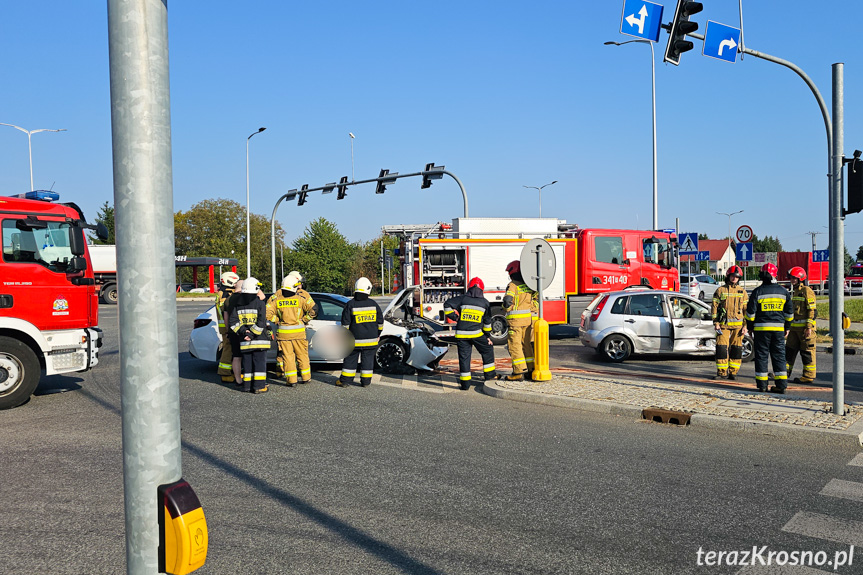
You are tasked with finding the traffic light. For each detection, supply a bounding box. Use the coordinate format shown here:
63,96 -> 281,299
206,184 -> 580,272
337,176 -> 349,200
298,184 -> 309,206
663,0 -> 703,66
375,169 -> 398,194
847,151 -> 863,215
421,163 -> 445,189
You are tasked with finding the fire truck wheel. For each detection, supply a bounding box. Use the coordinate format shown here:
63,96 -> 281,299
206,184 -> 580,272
488,310 -> 509,346
375,338 -> 408,372
600,334 -> 632,363
0,337 -> 41,410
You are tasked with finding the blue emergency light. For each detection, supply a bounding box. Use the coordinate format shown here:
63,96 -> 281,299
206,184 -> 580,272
11,190 -> 60,201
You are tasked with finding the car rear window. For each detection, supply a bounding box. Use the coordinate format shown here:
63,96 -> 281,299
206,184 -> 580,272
610,296 -> 628,314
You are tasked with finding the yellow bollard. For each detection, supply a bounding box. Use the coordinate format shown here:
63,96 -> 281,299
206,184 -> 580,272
531,318 -> 552,381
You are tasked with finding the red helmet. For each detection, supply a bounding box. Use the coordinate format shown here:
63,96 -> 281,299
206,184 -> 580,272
761,262 -> 778,279
788,266 -> 807,281
505,260 -> 520,275
467,277 -> 484,290
726,265 -> 743,279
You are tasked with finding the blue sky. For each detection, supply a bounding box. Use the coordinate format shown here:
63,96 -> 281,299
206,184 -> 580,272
1,1 -> 862,253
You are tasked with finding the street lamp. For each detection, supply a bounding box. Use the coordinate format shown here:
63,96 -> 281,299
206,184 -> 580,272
523,181 -> 558,218
717,210 -> 744,274
246,127 -> 266,277
349,132 -> 356,182
604,40 -> 658,230
0,122 -> 66,191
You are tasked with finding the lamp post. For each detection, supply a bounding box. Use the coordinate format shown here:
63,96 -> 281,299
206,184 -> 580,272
717,210 -> 743,274
0,123 -> 66,191
349,132 -> 356,182
246,127 -> 266,277
523,180 -> 558,218
604,40 -> 658,230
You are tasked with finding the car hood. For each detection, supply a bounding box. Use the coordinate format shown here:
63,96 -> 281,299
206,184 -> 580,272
383,284 -> 421,318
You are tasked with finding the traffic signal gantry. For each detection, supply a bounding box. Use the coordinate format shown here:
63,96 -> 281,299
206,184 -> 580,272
662,1 -> 702,66
268,163 -> 467,294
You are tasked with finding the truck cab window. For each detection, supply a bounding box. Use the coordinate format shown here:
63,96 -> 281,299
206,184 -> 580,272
595,236 -> 624,264
642,238 -> 669,265
2,219 -> 75,272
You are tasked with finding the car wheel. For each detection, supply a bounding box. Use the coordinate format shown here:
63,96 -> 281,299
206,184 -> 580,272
0,337 -> 41,410
488,308 -> 508,346
741,334 -> 754,363
101,283 -> 118,305
698,291 -> 705,301
600,334 -> 632,363
375,338 -> 408,371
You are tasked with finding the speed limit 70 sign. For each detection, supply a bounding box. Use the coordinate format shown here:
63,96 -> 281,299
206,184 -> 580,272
736,225 -> 753,243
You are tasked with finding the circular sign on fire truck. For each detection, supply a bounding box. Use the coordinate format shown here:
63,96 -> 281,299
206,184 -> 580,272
736,225 -> 753,243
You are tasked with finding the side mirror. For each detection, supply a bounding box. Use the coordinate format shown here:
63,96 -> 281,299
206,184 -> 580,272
69,226 -> 87,256
68,256 -> 87,272
95,222 -> 109,241
702,311 -> 711,321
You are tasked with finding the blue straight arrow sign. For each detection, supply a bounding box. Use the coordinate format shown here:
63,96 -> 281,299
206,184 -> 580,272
736,242 -> 753,261
696,250 -> 711,261
813,249 -> 830,263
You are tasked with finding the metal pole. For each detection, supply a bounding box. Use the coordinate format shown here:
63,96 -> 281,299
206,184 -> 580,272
270,195 -> 287,293
246,127 -> 265,278
27,132 -> 34,191
649,41 -> 658,231
831,63 -> 845,416
535,245 -> 544,318
676,217 -> 680,289
108,2 -> 181,573
442,170 -> 469,217
380,240 -> 385,295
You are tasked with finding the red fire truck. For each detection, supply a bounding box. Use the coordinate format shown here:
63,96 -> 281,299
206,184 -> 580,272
384,218 -> 678,344
0,191 -> 105,409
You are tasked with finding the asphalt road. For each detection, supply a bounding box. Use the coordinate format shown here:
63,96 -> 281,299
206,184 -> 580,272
2,302 -> 863,574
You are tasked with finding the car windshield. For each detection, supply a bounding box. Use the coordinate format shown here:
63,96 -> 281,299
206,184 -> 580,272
2,219 -> 77,272
848,267 -> 863,278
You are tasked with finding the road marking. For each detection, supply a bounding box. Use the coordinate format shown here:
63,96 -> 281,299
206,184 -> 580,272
820,478 -> 863,502
737,564 -> 832,574
782,511 -> 863,547
849,453 -> 863,467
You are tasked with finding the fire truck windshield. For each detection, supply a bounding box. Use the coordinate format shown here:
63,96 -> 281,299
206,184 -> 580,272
848,265 -> 863,277
2,219 -> 77,272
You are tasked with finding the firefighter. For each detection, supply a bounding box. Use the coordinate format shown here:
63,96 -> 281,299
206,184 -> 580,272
745,263 -> 793,393
339,277 -> 383,387
229,277 -> 271,393
444,277 -> 499,390
267,272 -> 316,386
289,270 -> 312,301
786,266 -> 817,383
711,265 -> 748,380
503,260 -> 538,381
216,271 -> 240,382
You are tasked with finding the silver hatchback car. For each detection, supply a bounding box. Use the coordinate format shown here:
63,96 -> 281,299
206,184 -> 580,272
579,289 -> 753,363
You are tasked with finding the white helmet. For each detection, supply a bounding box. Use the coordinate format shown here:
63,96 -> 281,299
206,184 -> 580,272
242,277 -> 259,294
220,271 -> 239,287
282,272 -> 301,291
289,270 -> 304,283
355,277 -> 372,294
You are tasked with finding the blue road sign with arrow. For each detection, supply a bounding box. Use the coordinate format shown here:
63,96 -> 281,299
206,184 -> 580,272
703,21 -> 741,63
619,0 -> 664,42
813,249 -> 830,263
696,250 -> 710,261
679,233 -> 698,255
736,242 -> 753,261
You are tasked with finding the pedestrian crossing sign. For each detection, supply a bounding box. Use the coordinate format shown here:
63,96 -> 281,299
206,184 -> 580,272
679,233 -> 698,255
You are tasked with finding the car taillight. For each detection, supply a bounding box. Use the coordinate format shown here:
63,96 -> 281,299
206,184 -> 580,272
193,318 -> 212,329
590,295 -> 609,322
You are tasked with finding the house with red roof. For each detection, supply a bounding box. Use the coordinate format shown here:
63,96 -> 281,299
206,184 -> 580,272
679,239 -> 736,276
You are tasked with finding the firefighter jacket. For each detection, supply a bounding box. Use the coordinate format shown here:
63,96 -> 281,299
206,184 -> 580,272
444,287 -> 493,339
503,281 -> 538,327
266,288 -> 316,341
229,293 -> 271,352
789,284 -> 817,331
341,293 -> 384,347
711,284 -> 748,328
215,286 -> 234,335
745,282 -> 793,333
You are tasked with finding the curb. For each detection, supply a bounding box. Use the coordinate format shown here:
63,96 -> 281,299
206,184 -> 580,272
817,344 -> 863,355
481,381 -> 863,448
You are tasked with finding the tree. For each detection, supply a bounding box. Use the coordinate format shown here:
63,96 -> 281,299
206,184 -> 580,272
856,244 -> 863,261
697,233 -> 709,240
285,218 -> 357,294
174,198 -> 284,286
90,201 -> 115,244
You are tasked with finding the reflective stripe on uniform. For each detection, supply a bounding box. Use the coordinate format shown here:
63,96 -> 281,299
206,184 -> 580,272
506,310 -> 532,319
277,324 -> 305,334
460,372 -> 472,381
483,363 -> 496,372
354,338 -> 378,347
456,330 -> 483,338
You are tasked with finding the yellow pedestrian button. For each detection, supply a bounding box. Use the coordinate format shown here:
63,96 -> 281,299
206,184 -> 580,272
158,479 -> 207,575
